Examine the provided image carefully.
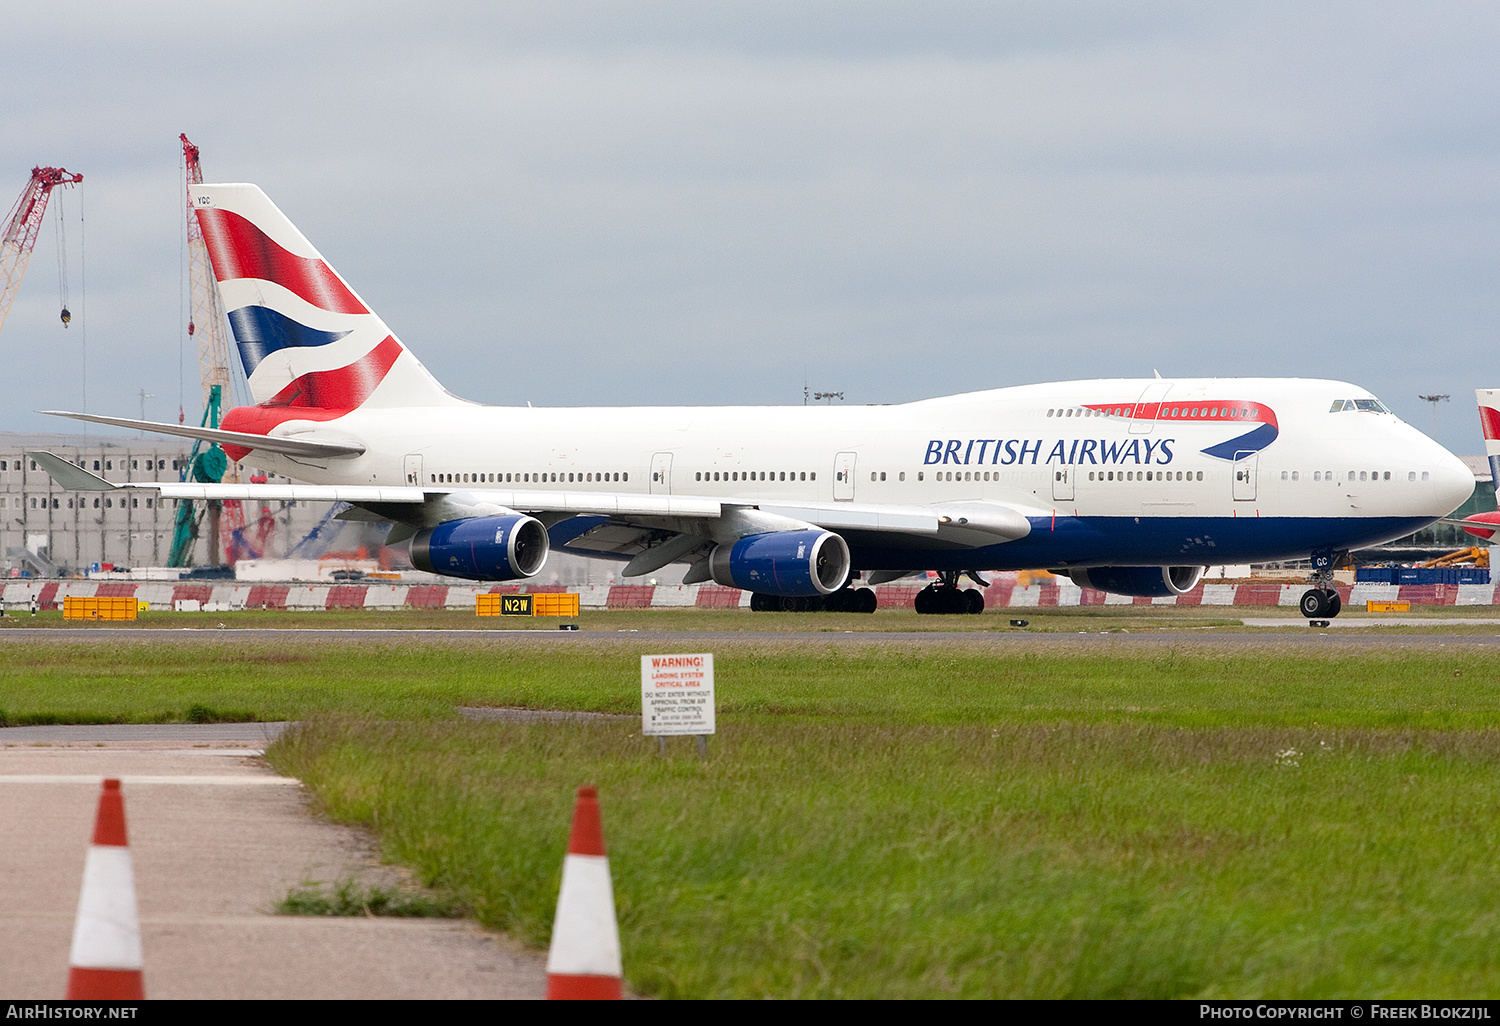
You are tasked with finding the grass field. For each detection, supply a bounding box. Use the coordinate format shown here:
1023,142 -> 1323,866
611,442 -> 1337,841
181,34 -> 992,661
5,618 -> 1500,997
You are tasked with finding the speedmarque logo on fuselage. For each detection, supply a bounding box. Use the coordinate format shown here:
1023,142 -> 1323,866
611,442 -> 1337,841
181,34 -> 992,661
921,400 -> 1280,467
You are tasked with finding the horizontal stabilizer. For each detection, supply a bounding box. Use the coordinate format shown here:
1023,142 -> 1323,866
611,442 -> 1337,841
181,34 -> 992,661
23,451 -> 117,491
40,410 -> 366,459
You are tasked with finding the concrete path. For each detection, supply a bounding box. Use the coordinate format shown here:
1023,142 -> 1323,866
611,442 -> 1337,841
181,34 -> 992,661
0,726 -> 548,999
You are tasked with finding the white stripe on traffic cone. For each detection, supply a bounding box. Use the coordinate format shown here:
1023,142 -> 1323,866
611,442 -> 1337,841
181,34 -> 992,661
546,786 -> 623,999
66,778 -> 145,999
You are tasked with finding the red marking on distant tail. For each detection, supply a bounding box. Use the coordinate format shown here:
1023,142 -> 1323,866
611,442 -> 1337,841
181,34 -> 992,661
1479,405 -> 1500,442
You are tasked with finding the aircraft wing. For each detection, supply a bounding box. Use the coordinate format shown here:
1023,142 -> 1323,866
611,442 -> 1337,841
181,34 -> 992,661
26,449 -> 1036,574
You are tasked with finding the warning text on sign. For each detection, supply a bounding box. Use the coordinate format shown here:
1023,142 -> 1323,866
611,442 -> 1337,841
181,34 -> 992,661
641,653 -> 715,736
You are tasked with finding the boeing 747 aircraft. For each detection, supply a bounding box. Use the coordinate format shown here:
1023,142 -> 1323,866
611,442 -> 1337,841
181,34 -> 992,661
30,184 -> 1474,617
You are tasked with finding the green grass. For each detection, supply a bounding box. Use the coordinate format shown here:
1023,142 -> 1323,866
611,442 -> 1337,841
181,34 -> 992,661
274,877 -> 463,918
270,715 -> 1500,998
8,629 -> 1500,996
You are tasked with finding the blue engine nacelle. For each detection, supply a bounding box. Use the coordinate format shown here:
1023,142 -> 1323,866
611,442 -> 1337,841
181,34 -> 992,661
410,514 -> 550,581
709,529 -> 851,597
1067,565 -> 1207,598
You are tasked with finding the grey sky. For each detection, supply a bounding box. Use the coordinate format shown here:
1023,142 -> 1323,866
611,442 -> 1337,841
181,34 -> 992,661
3,2 -> 1496,454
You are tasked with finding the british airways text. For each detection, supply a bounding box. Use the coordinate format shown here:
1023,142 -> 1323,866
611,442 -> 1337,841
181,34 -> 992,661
924,438 -> 1177,466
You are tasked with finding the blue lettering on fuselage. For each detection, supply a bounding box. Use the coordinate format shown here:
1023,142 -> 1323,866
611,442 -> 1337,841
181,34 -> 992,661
923,437 -> 1178,466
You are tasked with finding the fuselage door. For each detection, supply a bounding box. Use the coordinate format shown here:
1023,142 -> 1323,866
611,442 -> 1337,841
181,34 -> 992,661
403,454 -> 423,486
649,452 -> 673,495
1051,461 -> 1075,502
833,451 -> 857,501
1129,382 -> 1174,435
1233,451 -> 1257,501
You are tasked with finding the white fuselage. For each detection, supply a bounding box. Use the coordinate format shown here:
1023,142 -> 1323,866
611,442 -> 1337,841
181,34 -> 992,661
243,376 -> 1472,571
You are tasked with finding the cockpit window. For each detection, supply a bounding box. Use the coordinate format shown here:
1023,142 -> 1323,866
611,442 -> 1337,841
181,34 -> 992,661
1330,398 -> 1391,414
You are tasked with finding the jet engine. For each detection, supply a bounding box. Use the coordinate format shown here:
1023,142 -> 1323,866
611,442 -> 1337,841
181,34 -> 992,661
1067,565 -> 1207,598
410,514 -> 549,581
708,529 -> 850,597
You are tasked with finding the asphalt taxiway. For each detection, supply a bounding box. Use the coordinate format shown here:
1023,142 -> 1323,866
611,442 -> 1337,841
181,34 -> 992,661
5,623 -> 1500,647
0,725 -> 549,999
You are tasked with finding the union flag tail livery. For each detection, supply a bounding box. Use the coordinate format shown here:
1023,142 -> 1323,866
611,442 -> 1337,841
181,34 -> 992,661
31,179 -> 1478,620
192,184 -> 459,412
1455,388 -> 1500,540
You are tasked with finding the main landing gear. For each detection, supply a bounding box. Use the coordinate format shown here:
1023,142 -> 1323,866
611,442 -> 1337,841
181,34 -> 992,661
914,571 -> 986,615
750,587 -> 877,613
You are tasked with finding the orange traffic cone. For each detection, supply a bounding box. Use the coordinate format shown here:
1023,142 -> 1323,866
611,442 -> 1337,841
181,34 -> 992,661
66,779 -> 145,999
546,786 -> 623,999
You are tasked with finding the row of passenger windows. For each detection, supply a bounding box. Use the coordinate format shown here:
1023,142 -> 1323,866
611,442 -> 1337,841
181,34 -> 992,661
1044,405 -> 1259,420
432,472 -> 628,485
1087,470 -> 1202,482
1280,470 -> 1430,482
695,471 -> 815,482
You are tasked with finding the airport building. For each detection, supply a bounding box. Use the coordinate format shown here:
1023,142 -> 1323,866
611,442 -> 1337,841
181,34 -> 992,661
0,432 -> 354,576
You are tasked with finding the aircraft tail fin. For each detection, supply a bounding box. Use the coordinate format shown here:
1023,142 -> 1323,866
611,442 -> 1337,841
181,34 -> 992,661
1477,388 -> 1500,501
191,184 -> 461,411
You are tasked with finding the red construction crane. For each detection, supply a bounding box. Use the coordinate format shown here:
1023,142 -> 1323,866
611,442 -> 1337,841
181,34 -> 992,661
173,135 -> 263,566
0,166 -> 82,338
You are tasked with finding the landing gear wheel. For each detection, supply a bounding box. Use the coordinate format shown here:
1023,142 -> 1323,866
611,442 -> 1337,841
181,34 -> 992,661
964,589 -> 985,615
1299,589 -> 1326,618
1299,589 -> 1341,618
857,588 -> 878,614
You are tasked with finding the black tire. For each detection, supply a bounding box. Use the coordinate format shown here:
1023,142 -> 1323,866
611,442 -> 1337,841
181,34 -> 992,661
1326,592 -> 1341,617
1299,589 -> 1327,618
915,586 -> 935,614
964,589 -> 985,614
856,588 -> 877,613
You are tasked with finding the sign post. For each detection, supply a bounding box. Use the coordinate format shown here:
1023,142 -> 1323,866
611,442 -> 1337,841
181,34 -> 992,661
641,653 -> 715,756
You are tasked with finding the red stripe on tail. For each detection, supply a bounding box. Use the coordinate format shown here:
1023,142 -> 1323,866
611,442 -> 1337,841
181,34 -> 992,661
1479,405 -> 1500,442
218,336 -> 402,460
196,207 -> 368,315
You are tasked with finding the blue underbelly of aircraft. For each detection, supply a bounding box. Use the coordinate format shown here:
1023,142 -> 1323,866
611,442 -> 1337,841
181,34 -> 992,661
551,513 -> 1434,574
845,514 -> 1434,571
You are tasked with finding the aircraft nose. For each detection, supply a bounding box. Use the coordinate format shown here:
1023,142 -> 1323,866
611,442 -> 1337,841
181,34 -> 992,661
1429,448 -> 1476,516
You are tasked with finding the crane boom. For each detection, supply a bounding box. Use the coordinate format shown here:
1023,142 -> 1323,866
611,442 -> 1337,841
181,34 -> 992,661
0,166 -> 82,338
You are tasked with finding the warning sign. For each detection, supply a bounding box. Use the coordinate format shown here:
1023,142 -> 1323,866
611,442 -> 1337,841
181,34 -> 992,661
641,653 -> 715,736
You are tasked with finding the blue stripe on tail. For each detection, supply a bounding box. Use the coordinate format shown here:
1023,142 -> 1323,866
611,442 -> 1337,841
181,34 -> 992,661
226,306 -> 351,375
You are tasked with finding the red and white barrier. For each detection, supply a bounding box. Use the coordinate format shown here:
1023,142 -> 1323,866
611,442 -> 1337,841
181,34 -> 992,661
6,577 -> 1498,612
546,786 -> 623,1000
66,778 -> 145,1000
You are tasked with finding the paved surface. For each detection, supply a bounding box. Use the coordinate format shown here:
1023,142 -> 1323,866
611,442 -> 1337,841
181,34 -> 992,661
7,624 -> 1500,647
0,729 -> 549,1000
